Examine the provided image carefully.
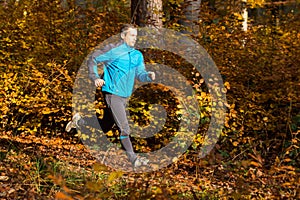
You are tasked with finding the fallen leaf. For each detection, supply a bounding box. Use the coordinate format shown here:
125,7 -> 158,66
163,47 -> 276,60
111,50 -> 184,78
0,176 -> 9,182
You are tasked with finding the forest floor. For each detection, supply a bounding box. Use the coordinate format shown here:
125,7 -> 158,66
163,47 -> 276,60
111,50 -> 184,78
0,132 -> 299,200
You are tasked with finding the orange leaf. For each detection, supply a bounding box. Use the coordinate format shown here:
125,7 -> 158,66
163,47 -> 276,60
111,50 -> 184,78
49,174 -> 65,186
55,192 -> 74,200
250,161 -> 262,167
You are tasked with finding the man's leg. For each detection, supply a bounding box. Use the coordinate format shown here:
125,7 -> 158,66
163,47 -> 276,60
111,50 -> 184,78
105,94 -> 137,164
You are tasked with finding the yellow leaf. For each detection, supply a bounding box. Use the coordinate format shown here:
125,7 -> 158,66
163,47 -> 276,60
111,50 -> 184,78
152,186 -> 163,194
224,81 -> 230,89
93,163 -> 109,172
107,171 -> 123,183
42,108 -> 51,115
81,134 -> 89,140
106,130 -> 114,137
172,157 -> 178,163
233,141 -> 239,147
201,92 -> 207,98
42,108 -> 60,115
86,181 -> 104,192
275,156 -> 280,165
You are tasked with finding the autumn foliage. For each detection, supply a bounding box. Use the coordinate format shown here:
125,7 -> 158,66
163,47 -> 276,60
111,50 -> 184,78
0,0 -> 299,199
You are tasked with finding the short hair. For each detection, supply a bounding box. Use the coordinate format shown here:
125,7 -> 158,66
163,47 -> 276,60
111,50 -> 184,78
121,24 -> 137,34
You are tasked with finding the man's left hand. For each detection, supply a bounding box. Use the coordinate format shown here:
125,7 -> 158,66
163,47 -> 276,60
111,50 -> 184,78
148,71 -> 155,80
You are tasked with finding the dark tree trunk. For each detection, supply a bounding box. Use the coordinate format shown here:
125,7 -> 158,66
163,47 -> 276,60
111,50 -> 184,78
179,0 -> 202,35
131,0 -> 162,28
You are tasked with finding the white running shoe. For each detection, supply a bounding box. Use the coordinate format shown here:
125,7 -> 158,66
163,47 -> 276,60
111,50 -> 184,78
133,157 -> 149,168
65,113 -> 81,132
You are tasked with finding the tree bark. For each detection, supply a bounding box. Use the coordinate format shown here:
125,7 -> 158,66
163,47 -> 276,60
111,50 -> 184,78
60,0 -> 69,10
75,0 -> 87,9
131,0 -> 163,28
179,0 -> 202,35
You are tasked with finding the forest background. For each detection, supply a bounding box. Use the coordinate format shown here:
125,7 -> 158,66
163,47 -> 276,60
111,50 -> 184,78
0,0 -> 299,199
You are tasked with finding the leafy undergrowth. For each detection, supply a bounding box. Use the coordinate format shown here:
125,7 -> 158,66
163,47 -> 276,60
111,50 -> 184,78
0,131 -> 299,200
1,1 -> 299,199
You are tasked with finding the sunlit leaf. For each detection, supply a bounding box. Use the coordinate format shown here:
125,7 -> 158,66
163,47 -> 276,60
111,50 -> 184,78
55,192 -> 73,200
107,171 -> 123,183
93,163 -> 109,172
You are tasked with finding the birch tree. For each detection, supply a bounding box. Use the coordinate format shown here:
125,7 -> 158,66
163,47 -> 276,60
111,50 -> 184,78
242,0 -> 248,31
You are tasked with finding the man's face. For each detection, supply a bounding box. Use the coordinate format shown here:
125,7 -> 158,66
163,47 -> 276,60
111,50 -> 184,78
122,28 -> 137,47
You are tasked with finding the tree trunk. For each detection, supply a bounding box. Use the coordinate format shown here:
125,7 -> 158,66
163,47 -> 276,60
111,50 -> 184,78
75,0 -> 87,9
242,0 -> 248,32
179,0 -> 202,35
60,0 -> 69,9
131,0 -> 163,28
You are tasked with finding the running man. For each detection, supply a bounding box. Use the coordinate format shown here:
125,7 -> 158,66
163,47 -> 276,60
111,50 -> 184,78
66,24 -> 155,167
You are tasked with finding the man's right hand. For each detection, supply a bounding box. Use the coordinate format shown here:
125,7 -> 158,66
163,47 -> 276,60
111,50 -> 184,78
95,79 -> 105,87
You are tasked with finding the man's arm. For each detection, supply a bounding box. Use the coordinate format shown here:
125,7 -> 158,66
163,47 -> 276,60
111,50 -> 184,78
87,43 -> 121,85
87,49 -> 109,82
135,54 -> 155,82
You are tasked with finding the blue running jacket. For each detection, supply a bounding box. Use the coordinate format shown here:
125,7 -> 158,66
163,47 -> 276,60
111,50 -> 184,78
87,41 -> 152,98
